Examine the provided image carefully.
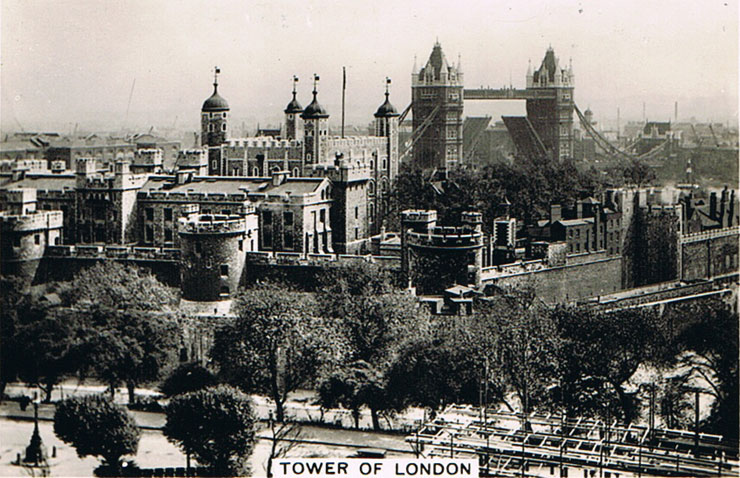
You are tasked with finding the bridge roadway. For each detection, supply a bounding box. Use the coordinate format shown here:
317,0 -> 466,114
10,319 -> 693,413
463,87 -> 557,100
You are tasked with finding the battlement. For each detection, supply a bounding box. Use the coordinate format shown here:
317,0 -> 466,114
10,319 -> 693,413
227,137 -> 302,149
134,148 -> 163,165
461,211 -> 483,224
178,214 -> 247,235
246,250 -> 400,268
137,188 -> 251,202
312,161 -> 371,183
401,209 -> 438,223
680,225 -> 740,244
0,210 -> 63,231
45,244 -> 180,261
406,226 -> 484,249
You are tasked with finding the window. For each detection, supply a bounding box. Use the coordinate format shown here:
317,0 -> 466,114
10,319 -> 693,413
369,203 -> 375,222
164,208 -> 173,221
354,227 -> 359,240
222,209 -> 231,215
145,225 -> 153,243
354,207 -> 359,220
222,124 -> 226,132
34,234 -> 40,245
164,228 -> 173,243
284,211 -> 293,227
212,160 -> 217,169
220,264 -> 229,276
319,209 -> 326,224
13,237 -> 20,247
209,124 -> 214,132
447,129 -> 457,139
263,229 -> 273,248
239,239 -> 243,251
293,167 -> 300,177
145,208 -> 154,221
284,232 -> 294,249
223,112 -> 227,119
263,210 -> 272,225
220,285 -> 229,296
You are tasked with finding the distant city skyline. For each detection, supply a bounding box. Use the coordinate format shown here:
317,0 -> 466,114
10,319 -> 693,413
2,0 -> 737,135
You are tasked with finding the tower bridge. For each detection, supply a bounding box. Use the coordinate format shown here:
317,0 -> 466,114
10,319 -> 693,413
409,43 -> 575,169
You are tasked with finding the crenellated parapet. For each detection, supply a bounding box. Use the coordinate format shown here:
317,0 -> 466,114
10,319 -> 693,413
406,225 -> 484,249
178,214 -> 247,235
0,210 -> 63,231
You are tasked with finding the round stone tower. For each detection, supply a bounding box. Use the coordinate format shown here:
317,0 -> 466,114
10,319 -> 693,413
402,210 -> 484,295
178,213 -> 247,301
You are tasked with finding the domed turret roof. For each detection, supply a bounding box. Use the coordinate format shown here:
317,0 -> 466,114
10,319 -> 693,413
374,92 -> 398,118
202,84 -> 229,112
284,91 -> 303,114
301,90 -> 329,119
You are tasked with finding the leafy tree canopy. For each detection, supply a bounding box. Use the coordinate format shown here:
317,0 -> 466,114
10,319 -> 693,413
54,394 -> 139,473
164,385 -> 257,476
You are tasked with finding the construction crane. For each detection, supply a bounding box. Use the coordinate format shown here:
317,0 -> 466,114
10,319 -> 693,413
708,123 -> 721,147
690,123 -> 703,147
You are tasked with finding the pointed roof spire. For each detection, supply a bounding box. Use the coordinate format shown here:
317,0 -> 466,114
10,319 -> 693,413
413,54 -> 418,73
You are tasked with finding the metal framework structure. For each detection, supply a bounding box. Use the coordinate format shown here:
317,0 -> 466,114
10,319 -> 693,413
407,404 -> 738,477
575,104 -> 669,163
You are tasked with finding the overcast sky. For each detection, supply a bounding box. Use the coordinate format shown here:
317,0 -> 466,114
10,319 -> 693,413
1,0 -> 738,134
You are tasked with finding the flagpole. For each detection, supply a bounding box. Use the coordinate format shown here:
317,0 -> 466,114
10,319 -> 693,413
341,66 -> 346,138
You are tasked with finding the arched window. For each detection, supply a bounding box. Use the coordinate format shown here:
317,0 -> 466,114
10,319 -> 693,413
368,180 -> 376,195
293,167 -> 300,177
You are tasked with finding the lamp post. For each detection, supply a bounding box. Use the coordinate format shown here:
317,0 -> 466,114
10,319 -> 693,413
23,391 -> 48,466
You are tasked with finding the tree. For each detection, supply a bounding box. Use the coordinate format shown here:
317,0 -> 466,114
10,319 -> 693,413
78,307 -> 179,402
161,362 -> 218,398
318,277 -> 431,430
212,284 -> 342,421
318,360 -> 386,429
667,298 -> 738,439
264,414 -> 302,478
62,261 -> 178,312
0,275 -> 27,397
386,337 -> 485,412
551,306 -> 665,422
164,385 -> 256,477
53,394 -> 139,475
10,305 -> 83,403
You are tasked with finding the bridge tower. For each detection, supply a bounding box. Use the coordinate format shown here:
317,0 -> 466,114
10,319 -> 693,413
411,41 -> 464,171
525,47 -> 575,161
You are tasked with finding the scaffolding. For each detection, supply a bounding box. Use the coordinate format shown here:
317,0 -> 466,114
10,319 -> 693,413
406,404 -> 738,477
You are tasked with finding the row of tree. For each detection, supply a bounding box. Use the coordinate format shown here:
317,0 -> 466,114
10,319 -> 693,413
3,260 -> 737,443
208,261 -> 738,440
54,385 -> 256,476
1,262 -> 181,403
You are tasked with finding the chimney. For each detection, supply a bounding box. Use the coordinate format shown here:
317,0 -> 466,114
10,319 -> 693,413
550,204 -> 562,223
709,192 -> 718,219
271,170 -> 289,186
728,190 -> 736,227
719,186 -> 728,226
576,201 -> 583,219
